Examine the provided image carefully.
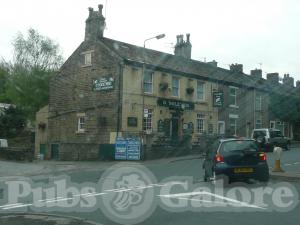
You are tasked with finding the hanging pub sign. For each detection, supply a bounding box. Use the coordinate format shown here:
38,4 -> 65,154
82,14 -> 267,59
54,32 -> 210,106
213,92 -> 224,107
92,77 -> 114,91
157,98 -> 195,110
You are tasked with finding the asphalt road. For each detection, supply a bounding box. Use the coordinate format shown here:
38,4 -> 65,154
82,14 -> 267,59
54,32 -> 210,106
0,147 -> 300,225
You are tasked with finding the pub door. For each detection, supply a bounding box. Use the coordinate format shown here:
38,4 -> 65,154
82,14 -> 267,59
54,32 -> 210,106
171,117 -> 179,140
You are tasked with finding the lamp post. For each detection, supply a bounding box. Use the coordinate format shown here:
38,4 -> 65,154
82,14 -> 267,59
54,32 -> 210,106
143,34 -> 165,48
141,33 -> 165,160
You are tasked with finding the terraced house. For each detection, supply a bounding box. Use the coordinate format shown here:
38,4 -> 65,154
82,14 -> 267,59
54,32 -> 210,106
39,4 -> 298,160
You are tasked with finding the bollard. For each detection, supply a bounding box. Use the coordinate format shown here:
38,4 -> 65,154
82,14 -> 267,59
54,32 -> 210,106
272,146 -> 284,172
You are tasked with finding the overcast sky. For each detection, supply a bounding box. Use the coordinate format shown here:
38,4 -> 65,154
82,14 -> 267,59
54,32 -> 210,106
1,0 -> 299,82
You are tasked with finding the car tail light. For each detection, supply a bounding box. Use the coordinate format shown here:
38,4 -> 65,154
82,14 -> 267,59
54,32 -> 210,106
259,153 -> 267,161
214,154 -> 224,163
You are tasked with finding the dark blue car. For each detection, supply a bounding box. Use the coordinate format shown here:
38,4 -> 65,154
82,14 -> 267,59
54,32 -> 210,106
203,138 -> 269,183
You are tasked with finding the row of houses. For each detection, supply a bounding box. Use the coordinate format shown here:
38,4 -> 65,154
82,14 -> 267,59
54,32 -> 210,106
35,5 -> 300,160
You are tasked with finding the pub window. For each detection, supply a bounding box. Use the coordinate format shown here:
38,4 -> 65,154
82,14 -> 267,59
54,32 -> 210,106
229,86 -> 238,107
255,93 -> 262,111
172,76 -> 180,97
77,117 -> 85,132
84,52 -> 92,66
196,114 -> 205,134
143,109 -> 153,131
197,81 -> 205,101
144,71 -> 153,94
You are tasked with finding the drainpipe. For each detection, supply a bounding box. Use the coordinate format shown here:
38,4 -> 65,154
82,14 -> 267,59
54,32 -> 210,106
117,62 -> 124,137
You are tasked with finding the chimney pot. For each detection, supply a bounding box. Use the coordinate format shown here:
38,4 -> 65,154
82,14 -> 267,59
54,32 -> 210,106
98,4 -> 103,15
186,33 -> 190,43
230,64 -> 243,73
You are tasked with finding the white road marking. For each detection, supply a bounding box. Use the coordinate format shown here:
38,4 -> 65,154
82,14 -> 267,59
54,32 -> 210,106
0,183 -> 163,210
3,203 -> 33,210
158,191 -> 267,210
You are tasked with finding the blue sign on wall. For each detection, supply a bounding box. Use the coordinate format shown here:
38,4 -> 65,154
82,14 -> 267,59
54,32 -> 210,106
115,137 -> 141,160
115,138 -> 127,160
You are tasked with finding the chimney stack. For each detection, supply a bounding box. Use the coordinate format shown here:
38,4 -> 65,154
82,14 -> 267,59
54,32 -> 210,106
174,34 -> 192,59
207,60 -> 218,67
282,74 -> 294,88
229,64 -> 243,73
85,4 -> 106,41
267,73 -> 279,84
250,69 -> 262,79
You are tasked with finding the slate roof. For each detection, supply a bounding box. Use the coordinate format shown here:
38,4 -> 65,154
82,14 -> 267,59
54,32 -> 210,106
100,37 -> 293,94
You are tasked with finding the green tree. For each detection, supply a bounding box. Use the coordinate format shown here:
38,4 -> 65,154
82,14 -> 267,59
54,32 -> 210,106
0,62 -> 10,102
269,92 -> 300,123
5,28 -> 64,121
0,106 -> 26,138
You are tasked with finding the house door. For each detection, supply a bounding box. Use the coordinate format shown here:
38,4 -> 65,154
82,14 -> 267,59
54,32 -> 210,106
40,144 -> 46,155
51,144 -> 59,160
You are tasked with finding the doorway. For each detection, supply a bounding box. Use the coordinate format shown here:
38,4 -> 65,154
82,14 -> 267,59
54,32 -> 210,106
51,144 -> 59,160
171,117 -> 179,139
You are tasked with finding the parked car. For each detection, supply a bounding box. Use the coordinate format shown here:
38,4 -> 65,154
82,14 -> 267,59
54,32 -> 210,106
203,138 -> 269,184
251,128 -> 290,151
0,139 -> 8,148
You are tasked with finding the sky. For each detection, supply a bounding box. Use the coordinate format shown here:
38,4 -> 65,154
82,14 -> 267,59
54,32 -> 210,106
1,0 -> 300,83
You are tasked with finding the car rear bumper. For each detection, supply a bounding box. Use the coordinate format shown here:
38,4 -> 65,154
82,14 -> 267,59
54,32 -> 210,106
215,162 -> 269,180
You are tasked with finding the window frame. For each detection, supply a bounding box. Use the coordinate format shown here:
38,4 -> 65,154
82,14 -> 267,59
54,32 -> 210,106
197,81 -> 205,101
196,114 -> 205,134
255,93 -> 262,111
143,71 -> 153,94
172,76 -> 180,97
143,108 -> 153,132
229,86 -> 238,108
229,118 -> 237,136
77,116 -> 85,133
255,117 -> 262,129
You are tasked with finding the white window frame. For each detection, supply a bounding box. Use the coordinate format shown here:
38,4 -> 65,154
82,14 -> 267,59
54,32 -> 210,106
143,71 -> 153,94
172,76 -> 180,97
255,93 -> 262,111
270,121 -> 275,129
77,117 -> 85,133
143,108 -> 153,132
255,117 -> 262,129
196,114 -> 205,134
218,121 -> 225,135
229,118 -> 237,136
229,86 -> 238,108
197,81 -> 205,101
84,52 -> 91,65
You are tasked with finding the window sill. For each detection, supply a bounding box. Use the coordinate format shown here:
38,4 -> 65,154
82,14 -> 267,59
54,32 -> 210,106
196,100 -> 207,104
76,130 -> 85,134
81,64 -> 92,68
229,105 -> 239,109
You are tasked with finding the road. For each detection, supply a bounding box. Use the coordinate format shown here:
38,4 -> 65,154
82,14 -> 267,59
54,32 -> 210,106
0,147 -> 300,225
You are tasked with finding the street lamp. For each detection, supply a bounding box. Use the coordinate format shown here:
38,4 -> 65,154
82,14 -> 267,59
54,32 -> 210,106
141,34 -> 165,160
143,34 -> 166,48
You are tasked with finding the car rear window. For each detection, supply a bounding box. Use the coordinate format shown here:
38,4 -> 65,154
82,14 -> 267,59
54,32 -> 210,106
220,140 -> 258,153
